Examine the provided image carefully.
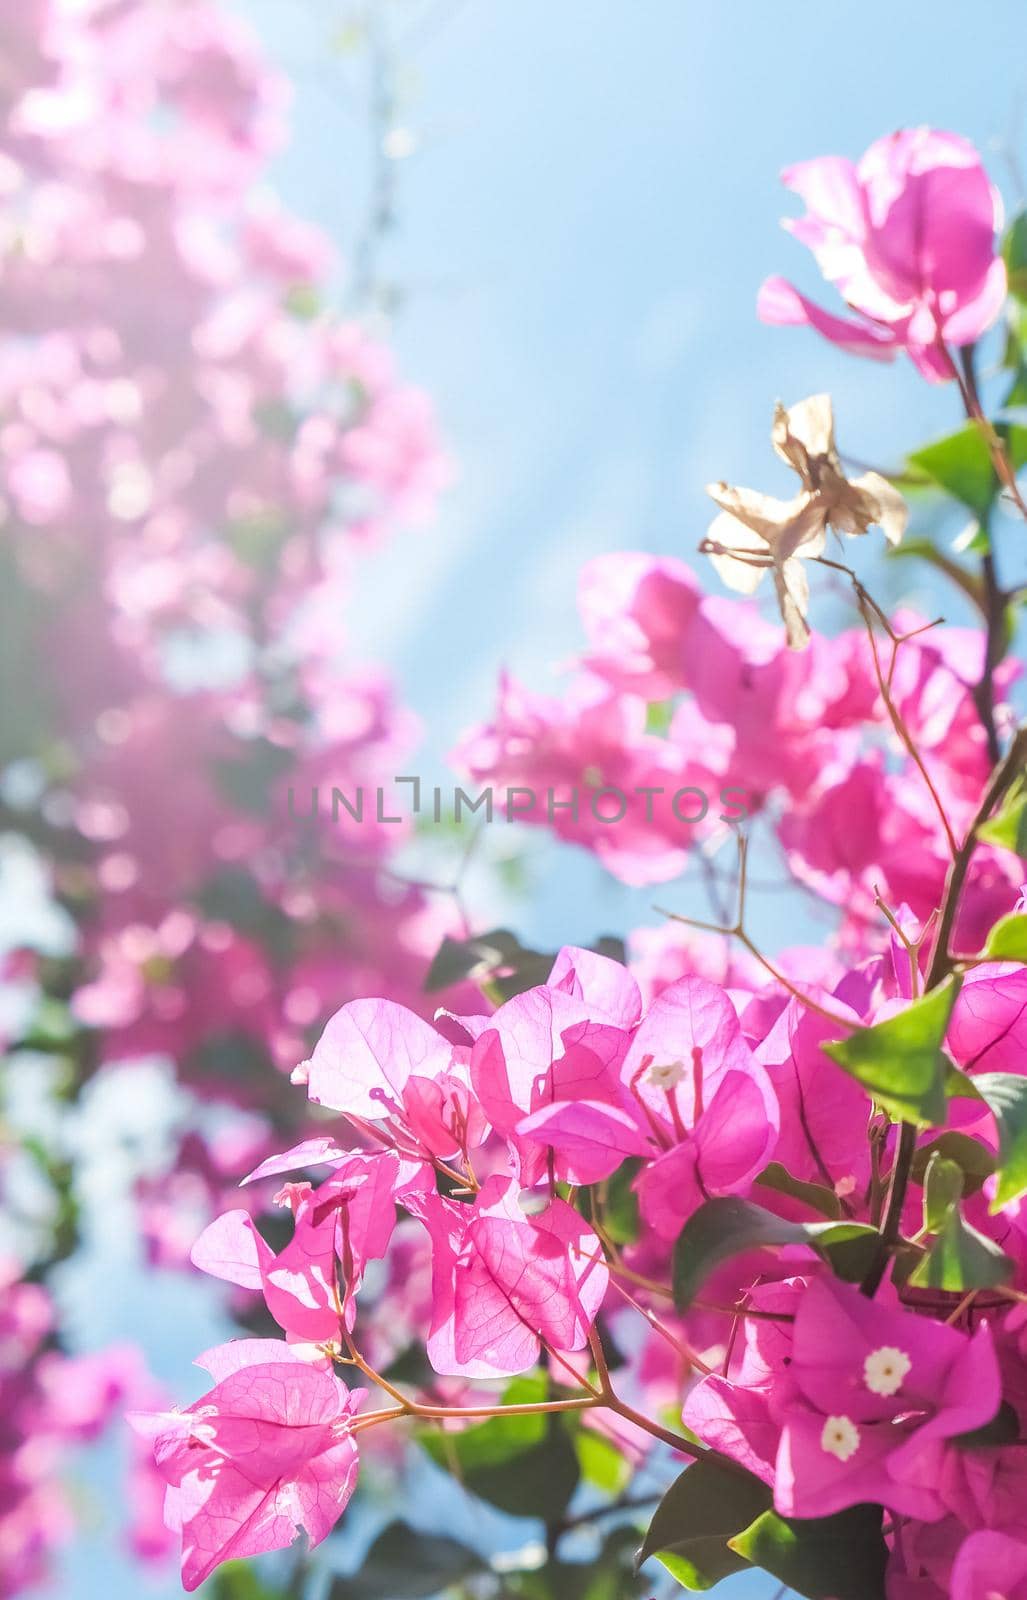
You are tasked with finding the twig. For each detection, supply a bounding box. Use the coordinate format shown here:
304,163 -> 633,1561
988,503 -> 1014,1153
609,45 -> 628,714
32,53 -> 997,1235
861,725 -> 1027,1296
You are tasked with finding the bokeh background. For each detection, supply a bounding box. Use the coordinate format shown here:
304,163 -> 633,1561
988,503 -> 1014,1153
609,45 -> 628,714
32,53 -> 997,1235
3,1 -> 1027,1596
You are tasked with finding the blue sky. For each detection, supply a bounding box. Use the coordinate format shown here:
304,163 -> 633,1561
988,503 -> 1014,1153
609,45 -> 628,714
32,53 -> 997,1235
57,2 -> 1027,1593
248,0 -> 1027,952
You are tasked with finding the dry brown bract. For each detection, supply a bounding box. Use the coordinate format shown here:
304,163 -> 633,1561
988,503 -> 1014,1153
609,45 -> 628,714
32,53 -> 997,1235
700,394 -> 908,649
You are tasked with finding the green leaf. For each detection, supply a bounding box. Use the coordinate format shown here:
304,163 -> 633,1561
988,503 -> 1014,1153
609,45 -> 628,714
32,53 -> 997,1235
755,1162 -> 843,1219
1004,210 -> 1027,302
909,426 -> 996,518
593,1159 -> 641,1246
978,782 -> 1027,857
672,1197 -> 877,1311
18,997 -> 77,1052
424,928 -> 552,996
328,1523 -> 483,1599
418,1375 -> 580,1520
510,1529 -> 647,1600
910,1132 -> 996,1197
909,1209 -> 1012,1290
974,1073 -> 1027,1209
887,538 -> 986,613
909,1189 -> 1013,1292
645,699 -> 675,736
576,1429 -> 631,1495
424,929 -> 625,1002
729,1505 -> 888,1600
636,1456 -> 772,1589
821,981 -> 960,1126
922,1152 -> 965,1232
210,1564 -> 280,1600
981,912 -> 1027,962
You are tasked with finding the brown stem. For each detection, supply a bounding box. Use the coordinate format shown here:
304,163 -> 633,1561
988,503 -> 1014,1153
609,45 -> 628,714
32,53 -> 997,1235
861,726 -> 1027,1296
955,345 -> 1011,766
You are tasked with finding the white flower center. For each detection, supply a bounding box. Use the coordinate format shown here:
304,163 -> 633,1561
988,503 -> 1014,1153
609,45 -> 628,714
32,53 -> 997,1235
647,1059 -> 685,1090
820,1414 -> 860,1462
863,1346 -> 911,1397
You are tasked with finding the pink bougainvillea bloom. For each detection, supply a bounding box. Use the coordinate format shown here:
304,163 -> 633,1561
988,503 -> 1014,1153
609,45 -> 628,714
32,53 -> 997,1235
469,979 -> 634,1185
683,1279 -> 802,1485
577,553 -> 702,699
754,996 -> 872,1200
773,1277 -> 1001,1520
130,1340 -> 361,1592
191,1152 -> 425,1340
408,1177 -> 609,1379
546,944 -> 644,1030
951,1531 -> 1027,1600
759,129 -> 1006,380
296,998 -> 487,1161
622,977 -> 779,1235
300,998 -> 458,1119
947,965 -> 1027,1077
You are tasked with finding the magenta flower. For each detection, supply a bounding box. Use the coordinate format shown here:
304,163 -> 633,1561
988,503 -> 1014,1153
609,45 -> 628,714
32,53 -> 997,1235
759,129 -> 1006,380
625,977 -> 779,1238
951,1531 -> 1027,1600
469,976 -> 637,1186
130,1341 -> 361,1592
297,997 -> 488,1163
191,1152 -> 426,1341
773,1277 -> 1001,1520
408,1178 -> 609,1379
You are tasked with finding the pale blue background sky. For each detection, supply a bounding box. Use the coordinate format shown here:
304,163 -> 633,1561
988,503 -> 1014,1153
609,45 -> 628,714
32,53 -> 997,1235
57,2 -> 1027,1594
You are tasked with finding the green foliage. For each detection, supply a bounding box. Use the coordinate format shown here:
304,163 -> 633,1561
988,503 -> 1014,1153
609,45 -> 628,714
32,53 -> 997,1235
645,699 -> 675,736
754,1162 -> 842,1219
910,1131 -> 995,1196
1004,210 -> 1027,302
328,1523 -> 482,1599
728,1505 -> 888,1600
909,1153 -> 1013,1290
424,929 -> 626,1002
978,783 -> 1027,858
922,1151 -> 965,1231
671,1197 -> 877,1311
576,1428 -> 631,1495
981,911 -> 1027,960
418,1375 -> 580,1521
579,1160 -> 641,1247
908,425 -> 997,518
906,420 -> 1027,527
209,1564 -> 281,1600
636,1455 -> 772,1589
973,1072 -> 1027,1209
821,981 -> 960,1125
507,1528 -> 647,1599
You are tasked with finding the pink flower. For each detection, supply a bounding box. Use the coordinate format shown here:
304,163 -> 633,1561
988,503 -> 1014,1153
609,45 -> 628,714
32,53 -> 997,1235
759,129 -> 1006,380
625,977 -> 779,1238
130,1340 -> 361,1592
408,1178 -> 609,1379
190,1152 -> 427,1341
469,972 -> 637,1185
299,997 -> 487,1162
951,1531 -> 1027,1600
773,1278 -> 1001,1520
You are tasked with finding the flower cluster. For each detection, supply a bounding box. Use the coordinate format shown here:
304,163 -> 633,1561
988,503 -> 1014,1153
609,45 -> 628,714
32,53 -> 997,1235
0,0 -> 457,1587
0,1261 -> 171,1596
4,31 -> 1025,1598
143,120 -> 1027,1600
146,916 -> 1027,1593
